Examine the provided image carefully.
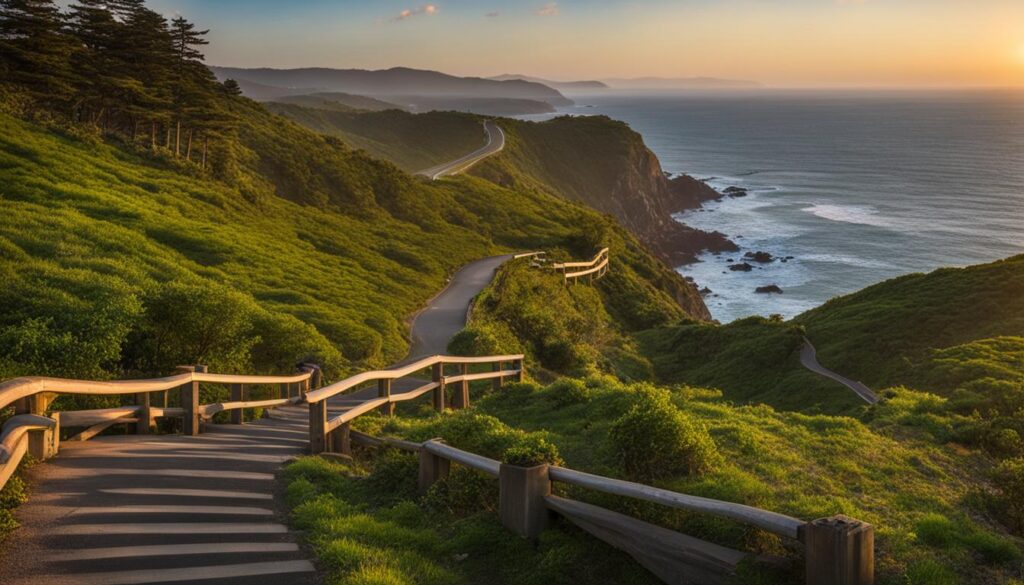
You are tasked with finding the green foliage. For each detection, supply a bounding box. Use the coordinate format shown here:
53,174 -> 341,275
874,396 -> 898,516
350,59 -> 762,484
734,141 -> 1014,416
502,437 -> 562,467
446,323 -> 521,357
0,472 -> 28,540
608,385 -> 721,481
544,378 -> 591,408
268,103 -> 484,172
992,458 -> 1024,533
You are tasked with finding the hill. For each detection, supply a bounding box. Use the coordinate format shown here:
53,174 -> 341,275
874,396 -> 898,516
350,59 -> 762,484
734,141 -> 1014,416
273,92 -> 403,112
265,103 -> 485,172
490,74 -> 609,91
470,115 -> 736,265
211,66 -> 574,108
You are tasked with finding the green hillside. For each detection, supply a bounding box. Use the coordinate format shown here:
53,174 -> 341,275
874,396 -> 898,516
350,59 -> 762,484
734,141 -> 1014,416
266,103 -> 485,172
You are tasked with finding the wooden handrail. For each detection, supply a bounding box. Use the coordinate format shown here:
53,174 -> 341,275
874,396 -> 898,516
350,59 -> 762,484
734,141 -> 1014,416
548,465 -> 805,539
564,257 -> 609,280
0,370 -> 315,413
551,248 -> 609,270
423,440 -> 501,476
305,354 -> 524,404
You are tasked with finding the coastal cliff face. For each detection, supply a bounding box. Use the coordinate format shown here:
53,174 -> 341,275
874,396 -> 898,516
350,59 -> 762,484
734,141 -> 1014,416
471,115 -> 735,266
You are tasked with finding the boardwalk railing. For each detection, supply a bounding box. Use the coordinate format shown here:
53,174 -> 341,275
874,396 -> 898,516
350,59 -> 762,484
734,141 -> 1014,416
346,434 -> 874,585
551,247 -> 610,284
304,354 -> 523,455
0,364 -> 319,490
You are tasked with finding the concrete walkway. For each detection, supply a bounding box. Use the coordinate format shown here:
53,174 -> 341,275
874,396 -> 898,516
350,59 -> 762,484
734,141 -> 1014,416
799,339 -> 879,404
415,120 -> 505,181
0,255 -> 513,584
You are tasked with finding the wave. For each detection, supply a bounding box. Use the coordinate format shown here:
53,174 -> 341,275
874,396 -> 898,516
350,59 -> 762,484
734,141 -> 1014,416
802,203 -> 898,228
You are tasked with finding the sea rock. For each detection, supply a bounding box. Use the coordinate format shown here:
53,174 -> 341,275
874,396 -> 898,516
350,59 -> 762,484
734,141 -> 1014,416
726,258 -> 734,262
699,287 -> 712,296
755,285 -> 783,294
729,262 -> 754,272
724,186 -> 749,197
743,251 -> 774,263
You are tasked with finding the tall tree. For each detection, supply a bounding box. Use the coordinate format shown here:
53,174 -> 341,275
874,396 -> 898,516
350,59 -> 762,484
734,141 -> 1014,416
0,0 -> 77,109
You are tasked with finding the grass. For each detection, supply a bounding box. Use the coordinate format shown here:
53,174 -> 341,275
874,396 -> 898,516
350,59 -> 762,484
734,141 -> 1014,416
265,103 -> 486,172
329,376 -> 1024,585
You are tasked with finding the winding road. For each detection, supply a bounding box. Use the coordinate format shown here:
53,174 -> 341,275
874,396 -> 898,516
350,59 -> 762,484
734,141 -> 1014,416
0,256 -> 514,585
416,120 -> 505,180
799,339 -> 879,404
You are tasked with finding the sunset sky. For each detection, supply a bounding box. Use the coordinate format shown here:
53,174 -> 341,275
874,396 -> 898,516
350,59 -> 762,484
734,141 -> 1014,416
147,0 -> 1024,88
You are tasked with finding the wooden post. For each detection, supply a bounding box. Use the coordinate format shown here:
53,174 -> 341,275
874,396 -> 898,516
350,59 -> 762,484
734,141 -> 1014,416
492,362 -> 503,391
330,423 -> 351,455
418,445 -> 450,494
309,400 -> 327,454
804,515 -> 874,585
453,363 -> 470,409
27,415 -> 59,460
136,392 -> 151,434
499,463 -> 551,539
176,365 -> 204,436
378,379 -> 395,416
432,363 -> 445,412
512,359 -> 524,383
230,384 -> 244,424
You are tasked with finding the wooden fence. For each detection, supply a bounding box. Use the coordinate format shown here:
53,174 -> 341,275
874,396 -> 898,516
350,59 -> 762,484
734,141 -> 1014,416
551,247 -> 610,284
304,354 -> 524,456
346,433 -> 874,585
0,351 -> 873,584
0,364 -> 320,491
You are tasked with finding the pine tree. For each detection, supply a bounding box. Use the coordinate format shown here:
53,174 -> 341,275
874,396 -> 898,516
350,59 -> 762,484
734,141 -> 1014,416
222,79 -> 242,96
0,0 -> 77,109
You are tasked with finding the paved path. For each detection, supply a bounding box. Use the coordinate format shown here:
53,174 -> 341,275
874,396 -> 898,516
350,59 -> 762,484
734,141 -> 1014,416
799,339 -> 879,404
416,120 -> 505,180
0,255 -> 513,584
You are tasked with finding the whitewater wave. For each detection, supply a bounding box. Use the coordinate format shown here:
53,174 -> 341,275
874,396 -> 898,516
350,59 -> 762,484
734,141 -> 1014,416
802,203 -> 898,228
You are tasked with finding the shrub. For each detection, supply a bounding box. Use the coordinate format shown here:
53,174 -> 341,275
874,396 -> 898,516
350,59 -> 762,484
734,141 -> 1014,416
992,458 -> 1024,533
609,386 -> 721,481
503,437 -> 563,468
446,324 -> 520,357
545,378 -> 590,408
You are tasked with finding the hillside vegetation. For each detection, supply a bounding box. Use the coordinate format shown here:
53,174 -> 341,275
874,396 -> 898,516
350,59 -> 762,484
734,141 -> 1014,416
266,103 -> 485,172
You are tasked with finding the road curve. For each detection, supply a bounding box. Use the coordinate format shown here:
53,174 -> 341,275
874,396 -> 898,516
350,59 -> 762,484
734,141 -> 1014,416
416,120 -> 505,180
0,255 -> 514,585
799,339 -> 879,404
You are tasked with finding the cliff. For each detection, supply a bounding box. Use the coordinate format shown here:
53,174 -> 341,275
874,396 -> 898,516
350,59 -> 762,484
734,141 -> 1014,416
470,115 -> 736,265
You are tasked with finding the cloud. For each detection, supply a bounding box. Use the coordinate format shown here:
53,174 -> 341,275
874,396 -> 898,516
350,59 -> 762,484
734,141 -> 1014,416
392,4 -> 438,22
536,2 -> 559,16
485,11 -> 500,18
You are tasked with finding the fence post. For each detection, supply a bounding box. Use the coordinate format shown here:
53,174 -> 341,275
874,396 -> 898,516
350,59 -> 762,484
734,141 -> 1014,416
27,415 -> 59,461
453,363 -> 470,409
492,362 -> 503,391
512,359 -> 524,383
378,379 -> 394,416
176,365 -> 204,436
330,422 -> 351,455
230,384 -> 244,424
136,392 -> 151,434
499,463 -> 551,539
418,443 -> 450,494
309,399 -> 327,454
804,515 -> 874,585
432,363 -> 445,412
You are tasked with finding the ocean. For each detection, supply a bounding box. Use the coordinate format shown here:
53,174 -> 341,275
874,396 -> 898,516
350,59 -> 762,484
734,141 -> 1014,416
521,89 -> 1024,322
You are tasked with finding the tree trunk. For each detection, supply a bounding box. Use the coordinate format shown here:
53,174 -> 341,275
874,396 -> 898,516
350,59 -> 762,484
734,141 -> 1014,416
186,129 -> 193,161
165,125 -> 171,149
151,121 -> 157,149
175,120 -> 181,158
201,136 -> 208,170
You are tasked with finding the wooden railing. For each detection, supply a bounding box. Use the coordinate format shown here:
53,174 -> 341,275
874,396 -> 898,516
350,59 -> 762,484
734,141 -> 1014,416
346,434 -> 874,585
0,364 -> 319,490
305,354 -> 523,455
551,247 -> 609,283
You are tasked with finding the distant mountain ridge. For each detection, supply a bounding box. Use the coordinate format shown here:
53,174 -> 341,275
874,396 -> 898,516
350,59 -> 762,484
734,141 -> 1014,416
602,76 -> 761,89
489,74 -> 608,90
210,66 -> 574,107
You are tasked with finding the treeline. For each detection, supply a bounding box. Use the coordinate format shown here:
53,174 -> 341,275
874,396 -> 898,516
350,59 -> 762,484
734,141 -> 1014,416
0,0 -> 239,170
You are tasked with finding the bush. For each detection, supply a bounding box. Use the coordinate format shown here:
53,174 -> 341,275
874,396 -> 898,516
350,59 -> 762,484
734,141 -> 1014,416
545,378 -> 590,408
992,458 -> 1024,533
503,437 -> 563,468
609,386 -> 721,481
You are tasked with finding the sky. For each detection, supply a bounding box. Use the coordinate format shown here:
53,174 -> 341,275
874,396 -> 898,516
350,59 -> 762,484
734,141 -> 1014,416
146,0 -> 1024,88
